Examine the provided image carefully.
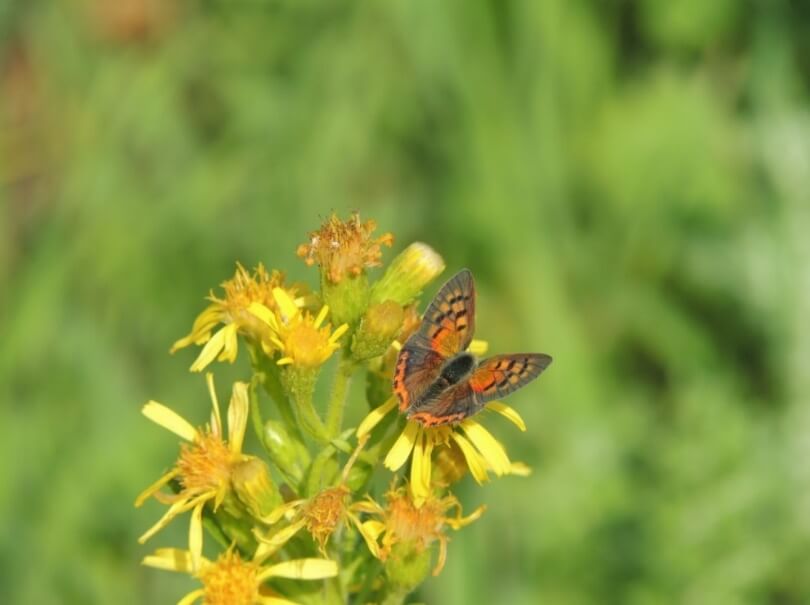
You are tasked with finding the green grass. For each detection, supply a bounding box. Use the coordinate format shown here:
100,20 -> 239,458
2,1 -> 810,603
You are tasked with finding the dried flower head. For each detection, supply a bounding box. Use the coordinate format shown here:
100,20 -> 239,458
297,213 -> 393,284
363,484 -> 485,576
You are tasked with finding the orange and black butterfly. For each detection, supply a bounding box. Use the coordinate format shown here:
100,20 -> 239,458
392,269 -> 552,426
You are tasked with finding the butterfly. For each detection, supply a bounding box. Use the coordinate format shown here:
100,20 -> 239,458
392,269 -> 552,427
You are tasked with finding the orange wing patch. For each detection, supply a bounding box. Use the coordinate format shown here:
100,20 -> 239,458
393,349 -> 411,411
469,354 -> 552,404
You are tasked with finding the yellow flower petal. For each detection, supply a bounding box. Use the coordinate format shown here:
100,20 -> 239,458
313,305 -> 329,329
277,357 -> 294,366
273,287 -> 300,322
446,504 -> 487,530
138,492 -> 210,544
410,429 -> 434,504
141,548 -> 200,573
177,589 -> 206,605
384,421 -> 420,471
206,372 -> 223,437
486,401 -> 526,432
216,322 -> 239,363
189,503 -> 204,571
509,462 -> 532,476
450,432 -> 490,484
248,302 -> 279,332
329,323 -> 349,344
190,326 -> 229,372
346,512 -> 382,558
259,499 -> 306,525
170,305 -> 222,353
356,396 -> 397,438
391,340 -> 402,352
228,382 -> 249,454
468,339 -> 489,356
255,518 -> 307,561
135,469 -> 179,507
142,401 -> 198,442
460,419 -> 511,476
260,558 -> 338,581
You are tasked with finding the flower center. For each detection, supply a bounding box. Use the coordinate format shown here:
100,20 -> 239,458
386,491 -> 444,549
304,486 -> 349,551
285,320 -> 332,368
200,551 -> 260,605
177,432 -> 233,495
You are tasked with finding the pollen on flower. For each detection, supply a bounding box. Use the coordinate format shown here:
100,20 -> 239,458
284,318 -> 340,368
297,212 -> 394,283
176,432 -> 234,495
304,485 -> 349,553
199,550 -> 260,605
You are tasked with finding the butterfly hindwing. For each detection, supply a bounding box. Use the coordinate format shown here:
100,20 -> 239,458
393,336 -> 445,412
417,269 -> 476,358
468,353 -> 552,405
407,381 -> 476,427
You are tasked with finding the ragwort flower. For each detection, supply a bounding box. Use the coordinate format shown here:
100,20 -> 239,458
170,263 -> 307,372
360,483 -> 484,577
135,374 -> 255,569
248,287 -> 348,370
142,540 -> 337,605
296,212 -> 393,284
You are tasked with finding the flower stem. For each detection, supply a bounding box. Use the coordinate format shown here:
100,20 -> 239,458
326,357 -> 354,438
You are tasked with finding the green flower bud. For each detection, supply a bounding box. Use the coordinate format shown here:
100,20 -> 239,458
351,301 -> 404,361
263,419 -> 310,484
371,242 -> 445,306
231,458 -> 282,519
322,272 -> 369,328
384,541 -> 432,593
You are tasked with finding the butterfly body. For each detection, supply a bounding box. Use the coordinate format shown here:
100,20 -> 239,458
393,269 -> 552,427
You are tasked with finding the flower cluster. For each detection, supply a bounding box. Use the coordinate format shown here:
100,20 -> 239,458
136,213 -> 546,604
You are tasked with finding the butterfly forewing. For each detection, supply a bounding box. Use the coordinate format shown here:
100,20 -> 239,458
468,353 -> 552,405
417,269 -> 476,358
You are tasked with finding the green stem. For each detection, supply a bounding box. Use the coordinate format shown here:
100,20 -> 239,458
295,387 -> 330,444
326,357 -> 354,438
248,343 -> 305,442
381,589 -> 409,605
249,375 -> 267,451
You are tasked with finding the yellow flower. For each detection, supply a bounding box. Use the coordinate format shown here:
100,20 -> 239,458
249,288 -> 348,369
135,374 -> 252,569
359,484 -> 484,576
170,263 -> 307,372
296,212 -> 394,284
142,543 -> 337,605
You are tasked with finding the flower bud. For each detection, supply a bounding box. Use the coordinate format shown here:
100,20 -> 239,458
370,242 -> 445,306
321,273 -> 370,328
263,419 -> 310,484
231,458 -> 282,519
384,541 -> 432,593
351,301 -> 404,361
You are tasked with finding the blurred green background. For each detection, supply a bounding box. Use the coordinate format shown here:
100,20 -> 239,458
3,0 -> 810,603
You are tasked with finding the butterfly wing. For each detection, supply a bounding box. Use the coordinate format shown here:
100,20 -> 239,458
393,335 -> 445,413
416,269 -> 476,358
407,381 -> 476,427
468,353 -> 552,405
